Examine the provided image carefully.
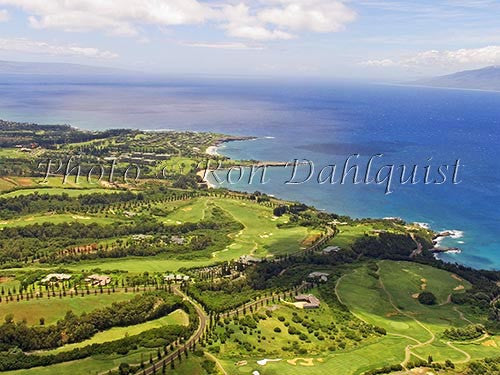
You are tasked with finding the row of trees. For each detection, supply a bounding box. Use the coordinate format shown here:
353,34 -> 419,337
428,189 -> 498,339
0,291 -> 183,351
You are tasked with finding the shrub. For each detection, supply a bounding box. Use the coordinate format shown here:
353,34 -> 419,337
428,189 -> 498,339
418,291 -> 437,305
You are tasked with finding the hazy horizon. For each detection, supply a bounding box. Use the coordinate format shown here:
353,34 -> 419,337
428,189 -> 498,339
1,1 -> 500,80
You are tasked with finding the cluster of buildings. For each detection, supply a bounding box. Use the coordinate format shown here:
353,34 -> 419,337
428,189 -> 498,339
238,255 -> 263,266
307,271 -> 330,283
119,152 -> 171,166
170,236 -> 186,245
321,245 -> 341,254
40,273 -> 111,287
85,274 -> 112,286
41,273 -> 72,283
164,274 -> 190,282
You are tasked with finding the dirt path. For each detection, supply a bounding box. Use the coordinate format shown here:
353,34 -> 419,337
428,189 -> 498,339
439,294 -> 452,306
453,306 -> 473,324
446,341 -> 471,364
334,271 -> 371,325
376,263 -> 435,369
205,352 -> 228,375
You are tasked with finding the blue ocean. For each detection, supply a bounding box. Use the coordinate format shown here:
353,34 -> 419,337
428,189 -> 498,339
0,75 -> 498,269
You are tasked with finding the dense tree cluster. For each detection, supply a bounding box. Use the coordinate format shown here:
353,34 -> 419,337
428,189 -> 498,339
0,324 -> 189,371
418,291 -> 437,305
443,324 -> 485,341
0,291 -> 183,351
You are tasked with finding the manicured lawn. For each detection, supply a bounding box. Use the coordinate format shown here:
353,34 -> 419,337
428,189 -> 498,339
212,198 -> 316,258
1,187 -> 119,198
41,309 -> 189,354
0,176 -> 123,194
3,347 -> 156,375
65,254 -> 218,273
0,213 -> 118,228
0,148 -> 35,160
327,223 -> 377,249
65,197 -> 316,272
218,336 -> 411,375
0,292 -> 137,325
336,260 -> 496,368
159,197 -> 211,224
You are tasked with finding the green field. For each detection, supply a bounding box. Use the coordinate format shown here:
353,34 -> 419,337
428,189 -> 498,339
0,212 -> 118,228
158,197 -> 211,224
63,197 -> 316,272
41,309 -> 189,354
212,198 -> 316,258
0,148 -> 36,160
1,187 -> 120,198
0,292 -> 137,325
336,260 -> 497,368
3,348 -> 157,375
218,336 -> 412,375
0,176 -> 122,194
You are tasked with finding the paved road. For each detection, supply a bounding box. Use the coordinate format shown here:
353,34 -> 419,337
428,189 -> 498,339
142,286 -> 207,375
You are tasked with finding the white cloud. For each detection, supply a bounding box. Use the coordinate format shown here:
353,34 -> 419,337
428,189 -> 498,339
181,41 -> 264,50
222,3 -> 295,41
402,46 -> 500,67
258,0 -> 356,33
359,58 -> 396,67
0,8 -> 9,22
221,1 -> 355,41
361,46 -> 500,69
0,0 -> 356,41
0,0 -> 212,36
0,38 -> 118,58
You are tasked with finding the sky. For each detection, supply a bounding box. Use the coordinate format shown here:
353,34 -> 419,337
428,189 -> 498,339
0,0 -> 500,79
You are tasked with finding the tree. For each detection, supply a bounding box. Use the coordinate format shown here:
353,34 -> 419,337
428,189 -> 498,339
418,291 -> 437,305
118,362 -> 130,375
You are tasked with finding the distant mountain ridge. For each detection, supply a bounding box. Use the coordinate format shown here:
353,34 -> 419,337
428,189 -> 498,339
413,66 -> 500,91
0,60 -> 134,75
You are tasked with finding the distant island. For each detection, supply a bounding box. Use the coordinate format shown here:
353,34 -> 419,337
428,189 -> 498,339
412,65 -> 500,91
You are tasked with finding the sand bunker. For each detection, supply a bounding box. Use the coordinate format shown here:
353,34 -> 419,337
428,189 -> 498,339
482,340 -> 497,347
453,285 -> 465,291
420,279 -> 427,290
287,358 -> 315,366
72,215 -> 91,220
451,274 -> 463,282
412,293 -> 420,299
235,360 -> 248,366
386,311 -> 400,317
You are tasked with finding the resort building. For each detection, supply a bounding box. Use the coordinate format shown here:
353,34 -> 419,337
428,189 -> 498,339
170,235 -> 186,245
164,274 -> 190,282
41,273 -> 72,283
307,271 -> 330,283
85,274 -> 112,286
322,246 -> 341,254
239,255 -> 263,265
295,294 -> 321,309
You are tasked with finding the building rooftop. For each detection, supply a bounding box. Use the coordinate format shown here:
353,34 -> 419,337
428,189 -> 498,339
295,294 -> 321,308
41,273 -> 72,283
